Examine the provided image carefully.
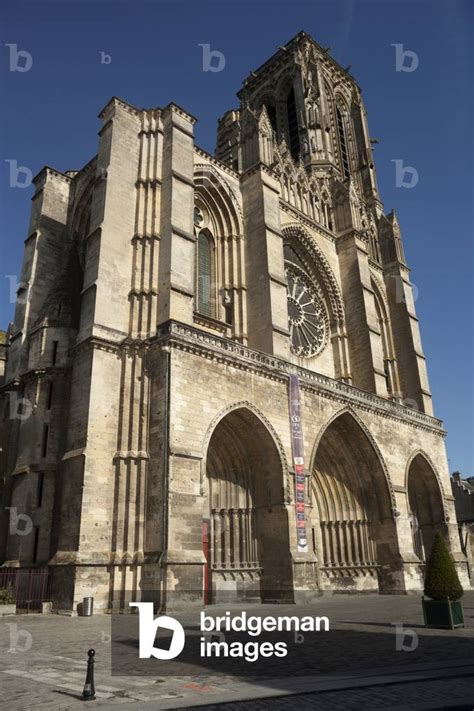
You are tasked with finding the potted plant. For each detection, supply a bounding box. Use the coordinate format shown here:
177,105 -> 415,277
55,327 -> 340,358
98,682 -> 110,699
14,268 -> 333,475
422,532 -> 464,629
0,586 -> 16,616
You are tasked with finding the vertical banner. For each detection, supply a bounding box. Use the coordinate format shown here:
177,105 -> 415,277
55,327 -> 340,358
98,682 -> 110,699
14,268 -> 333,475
288,374 -> 308,553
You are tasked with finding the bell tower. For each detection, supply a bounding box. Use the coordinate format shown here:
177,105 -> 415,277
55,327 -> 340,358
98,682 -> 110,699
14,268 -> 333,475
216,31 -> 380,210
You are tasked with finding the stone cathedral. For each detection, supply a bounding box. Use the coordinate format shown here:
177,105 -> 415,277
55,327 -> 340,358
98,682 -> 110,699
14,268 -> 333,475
0,31 -> 469,612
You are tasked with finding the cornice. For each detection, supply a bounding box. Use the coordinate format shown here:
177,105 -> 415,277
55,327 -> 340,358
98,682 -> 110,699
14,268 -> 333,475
24,230 -> 38,244
238,31 -> 359,100
368,257 -> 384,275
386,260 -> 411,276
32,165 -> 72,191
147,320 -> 445,437
20,366 -> 69,383
194,146 -> 240,180
0,377 -> 21,394
0,367 -> 69,394
193,311 -> 228,335
71,335 -> 123,357
70,155 -> 98,183
241,162 -> 280,183
162,102 -> 198,125
64,324 -> 445,438
98,95 -> 140,122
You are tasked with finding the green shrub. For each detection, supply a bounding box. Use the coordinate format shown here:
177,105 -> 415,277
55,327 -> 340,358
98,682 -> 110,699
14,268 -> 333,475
0,586 -> 15,604
424,532 -> 463,601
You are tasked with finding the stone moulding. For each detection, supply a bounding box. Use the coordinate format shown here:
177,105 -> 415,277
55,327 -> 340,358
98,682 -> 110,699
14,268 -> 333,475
194,162 -> 244,223
200,399 -> 291,502
194,146 -> 240,180
308,404 -> 398,509
280,201 -> 337,244
148,320 -> 445,436
283,222 -> 345,325
404,449 -> 450,518
69,321 -> 445,437
113,450 -> 149,462
193,311 -> 229,335
49,551 -> 147,566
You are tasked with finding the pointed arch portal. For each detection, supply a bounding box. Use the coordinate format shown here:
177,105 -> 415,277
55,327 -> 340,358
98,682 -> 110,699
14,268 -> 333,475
310,412 -> 400,592
205,407 -> 293,603
407,453 -> 446,561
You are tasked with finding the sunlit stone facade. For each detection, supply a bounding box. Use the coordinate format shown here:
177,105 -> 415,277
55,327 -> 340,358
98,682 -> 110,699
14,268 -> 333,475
0,32 -> 469,612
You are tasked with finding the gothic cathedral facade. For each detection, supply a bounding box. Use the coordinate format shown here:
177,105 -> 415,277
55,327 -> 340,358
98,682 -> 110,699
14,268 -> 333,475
0,32 -> 469,611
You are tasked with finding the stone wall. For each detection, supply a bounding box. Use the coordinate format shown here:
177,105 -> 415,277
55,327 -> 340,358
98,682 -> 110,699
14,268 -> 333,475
0,31 -> 467,613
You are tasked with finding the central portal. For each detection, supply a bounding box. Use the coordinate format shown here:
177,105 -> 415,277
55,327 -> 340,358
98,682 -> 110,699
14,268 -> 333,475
205,407 -> 293,603
311,412 -> 401,592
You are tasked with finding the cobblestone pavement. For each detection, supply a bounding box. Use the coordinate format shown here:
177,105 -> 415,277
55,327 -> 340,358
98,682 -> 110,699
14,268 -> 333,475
1,593 -> 473,710
186,678 -> 474,710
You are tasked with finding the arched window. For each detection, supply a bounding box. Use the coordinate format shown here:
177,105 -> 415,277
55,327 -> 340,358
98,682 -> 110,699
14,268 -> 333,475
197,230 -> 214,317
266,103 -> 277,135
336,105 -> 350,179
321,194 -> 333,231
368,229 -> 382,263
286,87 -> 300,160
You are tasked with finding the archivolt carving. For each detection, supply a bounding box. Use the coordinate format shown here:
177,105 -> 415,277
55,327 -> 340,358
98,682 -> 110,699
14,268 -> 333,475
194,164 -> 243,234
70,163 -> 99,235
202,400 -> 289,481
309,405 -> 397,510
405,449 -> 449,519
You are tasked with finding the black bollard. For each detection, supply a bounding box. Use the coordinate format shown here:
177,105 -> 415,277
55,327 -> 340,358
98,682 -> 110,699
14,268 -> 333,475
82,648 -> 96,701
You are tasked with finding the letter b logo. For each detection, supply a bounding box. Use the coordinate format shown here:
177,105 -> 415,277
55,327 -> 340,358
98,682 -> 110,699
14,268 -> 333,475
199,43 -> 226,72
129,603 -> 185,660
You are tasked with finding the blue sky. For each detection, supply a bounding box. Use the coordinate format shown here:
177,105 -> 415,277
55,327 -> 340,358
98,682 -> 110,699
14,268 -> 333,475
1,0 -> 473,474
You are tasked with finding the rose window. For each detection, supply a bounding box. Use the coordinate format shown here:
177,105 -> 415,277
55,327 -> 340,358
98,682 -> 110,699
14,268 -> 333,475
286,265 -> 328,357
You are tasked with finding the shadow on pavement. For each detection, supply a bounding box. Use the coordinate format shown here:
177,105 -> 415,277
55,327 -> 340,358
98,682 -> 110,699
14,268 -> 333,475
111,611 -> 474,684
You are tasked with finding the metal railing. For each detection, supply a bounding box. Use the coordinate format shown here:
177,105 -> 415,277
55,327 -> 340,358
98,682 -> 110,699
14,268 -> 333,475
0,567 -> 50,613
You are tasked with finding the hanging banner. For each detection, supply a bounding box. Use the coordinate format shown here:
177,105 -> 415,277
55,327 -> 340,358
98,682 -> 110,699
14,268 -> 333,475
288,374 -> 308,553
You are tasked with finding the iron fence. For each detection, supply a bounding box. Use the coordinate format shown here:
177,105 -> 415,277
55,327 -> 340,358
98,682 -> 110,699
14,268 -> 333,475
0,567 -> 50,613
